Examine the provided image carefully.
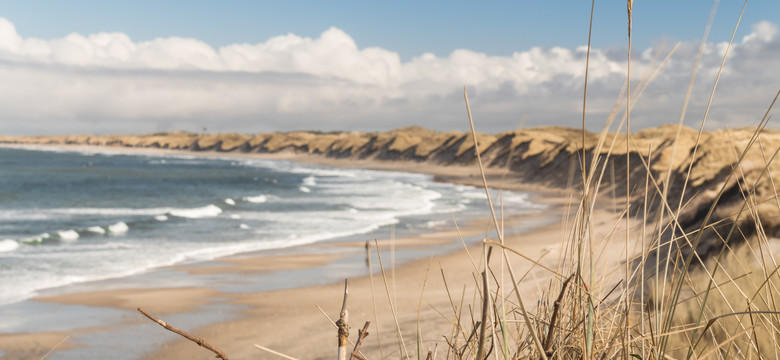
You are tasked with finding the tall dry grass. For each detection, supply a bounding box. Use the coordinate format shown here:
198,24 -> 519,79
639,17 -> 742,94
366,1 -> 780,359
136,2 -> 780,360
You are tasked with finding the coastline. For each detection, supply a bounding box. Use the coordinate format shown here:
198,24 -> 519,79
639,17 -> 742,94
0,143 -> 575,359
0,142 -> 569,195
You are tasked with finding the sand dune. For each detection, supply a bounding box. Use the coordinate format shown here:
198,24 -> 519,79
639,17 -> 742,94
3,125 -> 778,191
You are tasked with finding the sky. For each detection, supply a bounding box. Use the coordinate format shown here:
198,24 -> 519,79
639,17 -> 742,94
0,1 -> 778,135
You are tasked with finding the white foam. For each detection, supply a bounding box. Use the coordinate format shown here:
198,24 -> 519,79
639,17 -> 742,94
169,204 -> 222,219
333,184 -> 441,216
20,233 -> 50,244
48,207 -> 173,216
57,230 -> 79,241
161,220 -> 399,266
426,220 -> 448,229
299,186 -> 311,193
302,175 -> 317,186
287,167 -> 358,178
87,226 -> 106,234
244,195 -> 267,203
224,198 -> 236,206
0,239 -> 19,252
108,221 -> 129,234
154,215 -> 168,221
239,223 -> 250,229
229,214 -> 241,219
0,207 -> 175,221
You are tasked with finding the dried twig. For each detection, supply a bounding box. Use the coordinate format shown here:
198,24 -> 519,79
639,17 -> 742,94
349,321 -> 371,360
350,352 -> 368,360
137,307 -> 229,360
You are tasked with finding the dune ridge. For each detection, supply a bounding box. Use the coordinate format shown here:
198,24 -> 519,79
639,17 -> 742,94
2,125 -> 778,191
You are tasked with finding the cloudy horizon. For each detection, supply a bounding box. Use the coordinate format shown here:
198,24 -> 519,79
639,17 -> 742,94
0,10 -> 778,135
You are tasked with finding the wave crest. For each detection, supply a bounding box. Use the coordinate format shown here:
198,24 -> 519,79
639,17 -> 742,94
169,204 -> 222,219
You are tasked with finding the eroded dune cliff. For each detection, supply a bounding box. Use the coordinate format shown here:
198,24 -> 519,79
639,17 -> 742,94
2,125 -> 778,194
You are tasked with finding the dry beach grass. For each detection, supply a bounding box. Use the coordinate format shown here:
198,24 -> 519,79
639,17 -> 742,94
3,1 -> 780,359
163,3 -> 779,358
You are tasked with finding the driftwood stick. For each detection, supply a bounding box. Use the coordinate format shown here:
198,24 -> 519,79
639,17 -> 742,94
349,321 -> 371,360
137,307 -> 229,360
337,279 -> 350,360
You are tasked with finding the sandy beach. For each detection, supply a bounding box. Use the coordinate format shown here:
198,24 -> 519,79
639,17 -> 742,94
0,144 -> 608,360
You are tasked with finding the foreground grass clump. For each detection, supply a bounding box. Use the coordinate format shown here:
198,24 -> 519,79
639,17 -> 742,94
430,89 -> 780,359
132,2 -> 780,359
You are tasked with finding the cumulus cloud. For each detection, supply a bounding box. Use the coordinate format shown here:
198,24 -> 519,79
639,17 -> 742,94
0,17 -> 776,134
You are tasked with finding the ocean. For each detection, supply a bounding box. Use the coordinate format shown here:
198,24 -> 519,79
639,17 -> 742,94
0,146 -> 537,306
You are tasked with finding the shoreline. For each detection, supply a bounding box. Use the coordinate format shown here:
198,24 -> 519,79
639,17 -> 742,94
0,143 -> 574,359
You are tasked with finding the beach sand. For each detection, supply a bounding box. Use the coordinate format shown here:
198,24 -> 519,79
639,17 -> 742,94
0,145 -> 628,360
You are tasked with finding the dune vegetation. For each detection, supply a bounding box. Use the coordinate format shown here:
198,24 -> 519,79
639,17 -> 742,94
4,1 -> 780,359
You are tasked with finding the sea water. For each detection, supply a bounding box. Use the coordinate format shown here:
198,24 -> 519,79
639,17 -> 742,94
0,146 -> 536,305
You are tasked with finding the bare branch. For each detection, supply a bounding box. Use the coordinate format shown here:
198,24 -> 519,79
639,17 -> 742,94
137,307 -> 229,360
349,321 -> 371,360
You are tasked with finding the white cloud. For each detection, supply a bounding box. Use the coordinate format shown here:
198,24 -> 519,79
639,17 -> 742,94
0,17 -> 776,134
742,21 -> 778,43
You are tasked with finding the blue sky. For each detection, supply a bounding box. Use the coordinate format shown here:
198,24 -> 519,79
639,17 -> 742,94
0,1 -> 777,134
4,1 -> 777,60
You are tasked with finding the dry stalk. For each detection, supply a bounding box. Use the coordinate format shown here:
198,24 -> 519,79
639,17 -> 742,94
475,271 -> 489,360
366,239 -> 385,358
543,274 -> 575,357
137,307 -> 229,360
624,1 -> 635,358
374,239 -> 411,359
464,86 -> 548,360
254,344 -> 301,360
39,335 -> 69,360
